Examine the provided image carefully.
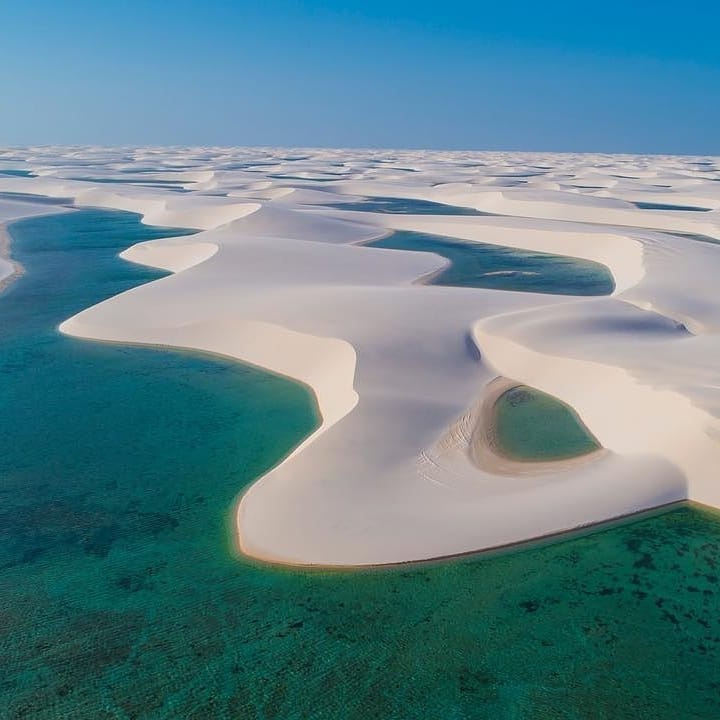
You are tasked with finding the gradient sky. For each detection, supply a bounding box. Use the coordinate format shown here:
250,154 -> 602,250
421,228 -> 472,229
1,1 -> 719,154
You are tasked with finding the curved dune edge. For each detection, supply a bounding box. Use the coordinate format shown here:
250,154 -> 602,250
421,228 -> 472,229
238,327 -> 687,567
1,205 -> 74,293
59,213 -> 362,438
3,151 -> 720,566
235,235 -> 688,566
60,314 -> 359,444
60,198 -> 694,567
472,317 -> 720,510
120,240 -> 220,273
0,192 -> 359,484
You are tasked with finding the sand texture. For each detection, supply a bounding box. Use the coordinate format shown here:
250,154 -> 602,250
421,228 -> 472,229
1,147 -> 719,564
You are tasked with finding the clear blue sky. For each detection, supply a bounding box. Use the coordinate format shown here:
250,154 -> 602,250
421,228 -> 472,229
1,1 -> 719,154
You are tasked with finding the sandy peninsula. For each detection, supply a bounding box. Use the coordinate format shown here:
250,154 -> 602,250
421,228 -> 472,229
1,146 -> 719,565
0,225 -> 19,291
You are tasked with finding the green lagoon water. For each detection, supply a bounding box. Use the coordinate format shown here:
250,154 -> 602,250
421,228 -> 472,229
494,386 -> 600,461
369,230 -> 615,295
1,209 -> 720,719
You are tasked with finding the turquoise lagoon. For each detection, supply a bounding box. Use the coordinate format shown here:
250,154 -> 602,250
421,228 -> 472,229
330,195 -> 497,215
0,169 -> 34,178
633,201 -> 711,212
0,209 -> 719,719
369,230 -> 615,295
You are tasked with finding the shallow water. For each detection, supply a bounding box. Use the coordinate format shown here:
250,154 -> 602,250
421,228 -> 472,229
1,209 -> 719,719
331,195 -> 498,215
369,230 -> 615,295
633,201 -> 711,212
0,168 -> 34,177
494,386 -> 600,461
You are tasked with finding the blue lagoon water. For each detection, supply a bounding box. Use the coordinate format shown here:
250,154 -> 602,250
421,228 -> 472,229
330,196 -> 498,215
1,209 -> 719,719
368,230 -> 615,295
0,168 -> 34,178
633,201 -> 711,212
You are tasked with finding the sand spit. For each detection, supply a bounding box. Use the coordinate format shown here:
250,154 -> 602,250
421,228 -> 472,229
1,147 -> 719,564
0,225 -> 20,291
0,198 -> 72,293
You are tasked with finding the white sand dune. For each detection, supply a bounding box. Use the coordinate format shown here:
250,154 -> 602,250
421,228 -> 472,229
1,146 -> 720,565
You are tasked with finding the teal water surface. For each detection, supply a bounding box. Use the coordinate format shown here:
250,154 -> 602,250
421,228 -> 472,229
0,169 -> 34,177
369,230 -> 615,295
331,195 -> 497,215
1,209 -> 720,719
633,201 -> 711,212
494,386 -> 600,461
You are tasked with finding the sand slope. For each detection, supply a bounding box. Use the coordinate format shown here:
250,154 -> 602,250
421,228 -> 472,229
1,146 -> 719,564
